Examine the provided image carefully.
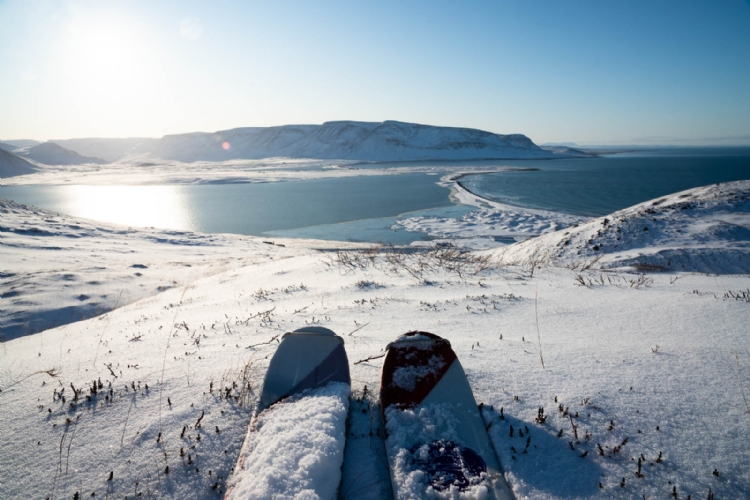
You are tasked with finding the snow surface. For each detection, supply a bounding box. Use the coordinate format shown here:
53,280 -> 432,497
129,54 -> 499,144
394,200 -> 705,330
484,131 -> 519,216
1,182 -> 749,500
226,382 -> 349,500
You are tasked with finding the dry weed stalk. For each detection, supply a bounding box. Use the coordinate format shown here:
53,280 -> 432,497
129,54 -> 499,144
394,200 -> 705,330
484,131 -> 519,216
535,283 -> 545,369
220,355 -> 262,407
569,255 -> 603,272
0,367 -> 61,393
736,349 -> 750,415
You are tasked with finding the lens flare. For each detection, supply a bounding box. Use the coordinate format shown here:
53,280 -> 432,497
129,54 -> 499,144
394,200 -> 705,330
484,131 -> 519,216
222,141 -> 231,150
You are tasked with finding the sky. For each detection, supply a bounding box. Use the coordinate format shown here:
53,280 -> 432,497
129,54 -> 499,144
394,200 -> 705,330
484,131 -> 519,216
0,0 -> 749,146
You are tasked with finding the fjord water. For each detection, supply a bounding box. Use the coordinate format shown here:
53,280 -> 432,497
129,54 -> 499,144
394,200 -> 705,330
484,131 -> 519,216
0,174 -> 459,243
458,147 -> 750,217
1,148 -> 748,242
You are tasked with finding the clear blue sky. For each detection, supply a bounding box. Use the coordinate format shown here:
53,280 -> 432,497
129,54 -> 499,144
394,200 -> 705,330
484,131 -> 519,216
1,0 -> 749,145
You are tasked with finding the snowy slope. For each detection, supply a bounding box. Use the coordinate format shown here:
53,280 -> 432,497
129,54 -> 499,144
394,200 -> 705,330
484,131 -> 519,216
0,196 -> 749,500
51,138 -> 157,163
0,198 -> 356,342
130,121 -> 561,162
15,141 -> 107,165
495,181 -> 750,274
0,148 -> 38,177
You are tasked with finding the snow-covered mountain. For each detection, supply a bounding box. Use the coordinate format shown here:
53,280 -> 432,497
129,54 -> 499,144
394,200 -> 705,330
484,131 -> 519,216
51,137 -> 157,163
130,120 -> 561,162
14,121 -> 569,163
0,148 -> 38,177
14,141 -> 107,165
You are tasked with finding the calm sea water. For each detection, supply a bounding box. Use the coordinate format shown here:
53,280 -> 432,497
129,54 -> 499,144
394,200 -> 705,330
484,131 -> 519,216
0,174 -> 462,244
1,148 -> 748,242
458,147 -> 750,217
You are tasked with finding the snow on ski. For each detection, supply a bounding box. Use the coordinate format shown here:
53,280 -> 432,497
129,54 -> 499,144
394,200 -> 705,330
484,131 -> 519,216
225,327 -> 351,499
380,331 -> 514,500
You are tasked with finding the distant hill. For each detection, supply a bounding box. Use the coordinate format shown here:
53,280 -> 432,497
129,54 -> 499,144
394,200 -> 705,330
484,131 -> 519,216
0,148 -> 38,177
18,121 -> 589,163
540,145 -> 598,157
124,120 -> 563,162
51,137 -> 157,163
0,141 -> 19,152
14,142 -> 107,165
1,139 -> 41,149
541,142 -> 579,147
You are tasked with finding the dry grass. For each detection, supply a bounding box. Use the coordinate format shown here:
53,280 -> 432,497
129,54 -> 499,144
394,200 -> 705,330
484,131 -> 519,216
323,243 -> 496,280
218,355 -> 263,408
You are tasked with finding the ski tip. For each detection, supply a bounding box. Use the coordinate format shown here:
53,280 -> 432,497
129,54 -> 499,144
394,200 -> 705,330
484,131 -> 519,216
386,330 -> 450,350
287,326 -> 339,337
258,327 -> 350,412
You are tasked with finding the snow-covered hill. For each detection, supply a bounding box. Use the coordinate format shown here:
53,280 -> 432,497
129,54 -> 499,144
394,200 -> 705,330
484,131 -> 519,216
0,148 -> 38,177
0,139 -> 40,149
496,181 -> 750,274
0,141 -> 20,152
130,120 -> 563,162
540,145 -> 597,157
14,141 -> 107,165
51,137 -> 157,163
11,121 -> 576,164
1,191 -> 749,500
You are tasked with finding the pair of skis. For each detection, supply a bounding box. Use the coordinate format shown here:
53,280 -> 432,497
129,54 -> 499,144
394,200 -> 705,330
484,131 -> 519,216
225,327 -> 513,500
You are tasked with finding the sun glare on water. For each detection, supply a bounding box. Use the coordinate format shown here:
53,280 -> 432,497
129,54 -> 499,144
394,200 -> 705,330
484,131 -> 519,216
60,185 -> 191,231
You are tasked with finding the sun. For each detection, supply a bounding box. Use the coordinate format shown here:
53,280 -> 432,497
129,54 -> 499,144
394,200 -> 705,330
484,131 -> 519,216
55,11 -> 166,127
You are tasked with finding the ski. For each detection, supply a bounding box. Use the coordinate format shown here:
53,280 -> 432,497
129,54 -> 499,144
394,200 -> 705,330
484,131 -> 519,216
380,331 -> 513,499
226,327 -> 351,499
